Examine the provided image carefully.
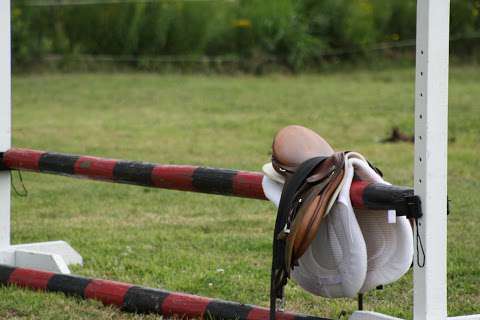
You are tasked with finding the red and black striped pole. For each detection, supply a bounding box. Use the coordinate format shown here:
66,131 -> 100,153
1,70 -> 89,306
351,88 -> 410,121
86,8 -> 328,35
0,264 -> 330,320
0,148 -> 415,213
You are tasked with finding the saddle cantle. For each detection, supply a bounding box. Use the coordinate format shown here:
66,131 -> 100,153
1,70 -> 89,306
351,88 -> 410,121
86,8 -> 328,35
269,126 -> 346,320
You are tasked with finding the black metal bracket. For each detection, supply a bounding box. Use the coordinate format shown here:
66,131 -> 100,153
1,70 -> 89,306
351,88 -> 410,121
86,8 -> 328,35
391,193 -> 423,219
396,195 -> 450,219
403,195 -> 423,219
0,152 -> 7,171
357,293 -> 363,310
447,196 -> 451,215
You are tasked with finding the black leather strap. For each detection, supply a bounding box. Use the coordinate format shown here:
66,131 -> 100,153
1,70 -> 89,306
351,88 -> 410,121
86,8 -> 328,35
0,152 -> 6,171
270,156 -> 327,320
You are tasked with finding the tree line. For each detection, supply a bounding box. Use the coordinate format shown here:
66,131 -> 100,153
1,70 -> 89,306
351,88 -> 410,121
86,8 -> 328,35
12,0 -> 480,71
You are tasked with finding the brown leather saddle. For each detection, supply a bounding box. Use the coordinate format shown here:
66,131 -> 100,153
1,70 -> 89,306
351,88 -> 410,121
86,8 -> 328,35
269,126 -> 346,319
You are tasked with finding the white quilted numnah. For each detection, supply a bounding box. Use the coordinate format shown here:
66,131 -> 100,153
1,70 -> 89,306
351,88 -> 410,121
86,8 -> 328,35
291,158 -> 367,298
260,152 -> 413,298
348,157 -> 413,293
261,175 -> 283,207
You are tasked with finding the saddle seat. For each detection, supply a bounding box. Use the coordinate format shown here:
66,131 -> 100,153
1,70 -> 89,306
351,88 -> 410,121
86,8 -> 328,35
271,125 -> 334,179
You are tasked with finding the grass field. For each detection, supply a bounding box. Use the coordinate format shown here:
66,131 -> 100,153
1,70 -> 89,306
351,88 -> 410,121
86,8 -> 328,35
2,66 -> 479,319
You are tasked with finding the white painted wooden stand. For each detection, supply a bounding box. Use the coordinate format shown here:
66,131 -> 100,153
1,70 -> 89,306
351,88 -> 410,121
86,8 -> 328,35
350,0 -> 480,319
0,1 -> 82,274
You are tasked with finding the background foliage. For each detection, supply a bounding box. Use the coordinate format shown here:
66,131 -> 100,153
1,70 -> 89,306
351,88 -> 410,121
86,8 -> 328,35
12,0 -> 480,71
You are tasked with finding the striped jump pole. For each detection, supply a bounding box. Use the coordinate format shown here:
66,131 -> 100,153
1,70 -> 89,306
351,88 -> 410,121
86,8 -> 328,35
0,264 -> 330,320
0,148 -> 416,213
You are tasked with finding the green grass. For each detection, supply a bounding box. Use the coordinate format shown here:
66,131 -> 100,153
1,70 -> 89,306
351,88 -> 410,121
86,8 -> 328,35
4,66 -> 480,319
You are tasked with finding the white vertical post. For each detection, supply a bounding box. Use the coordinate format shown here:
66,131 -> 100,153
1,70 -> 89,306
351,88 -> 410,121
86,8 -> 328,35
0,0 -> 82,274
0,0 -> 12,251
414,0 -> 450,319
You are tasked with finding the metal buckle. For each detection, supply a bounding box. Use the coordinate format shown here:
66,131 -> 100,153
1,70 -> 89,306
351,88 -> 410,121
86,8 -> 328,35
277,224 -> 290,240
275,297 -> 286,312
0,152 -> 6,171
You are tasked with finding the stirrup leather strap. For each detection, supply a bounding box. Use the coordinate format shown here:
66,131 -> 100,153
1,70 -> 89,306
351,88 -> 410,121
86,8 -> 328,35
269,156 -> 329,320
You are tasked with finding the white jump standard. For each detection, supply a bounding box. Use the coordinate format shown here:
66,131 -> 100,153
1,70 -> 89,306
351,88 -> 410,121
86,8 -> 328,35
0,1 -> 82,275
351,0 -> 479,319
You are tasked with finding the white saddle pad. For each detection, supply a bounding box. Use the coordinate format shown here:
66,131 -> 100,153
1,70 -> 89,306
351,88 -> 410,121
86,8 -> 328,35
348,157 -> 413,293
263,154 -> 366,298
261,153 -> 413,297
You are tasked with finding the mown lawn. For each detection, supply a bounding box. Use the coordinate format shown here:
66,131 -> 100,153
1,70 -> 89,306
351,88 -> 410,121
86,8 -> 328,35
2,66 -> 479,319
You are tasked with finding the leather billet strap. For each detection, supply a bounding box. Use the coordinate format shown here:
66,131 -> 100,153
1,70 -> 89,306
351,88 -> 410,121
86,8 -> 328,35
269,154 -> 345,320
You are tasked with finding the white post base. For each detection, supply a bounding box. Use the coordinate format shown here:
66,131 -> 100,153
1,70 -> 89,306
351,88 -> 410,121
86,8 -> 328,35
350,311 -> 480,320
0,240 -> 82,274
349,311 -> 404,320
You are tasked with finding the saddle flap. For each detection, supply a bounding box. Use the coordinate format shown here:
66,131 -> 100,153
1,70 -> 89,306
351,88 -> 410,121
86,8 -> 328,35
270,152 -> 345,319
286,153 -> 345,268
